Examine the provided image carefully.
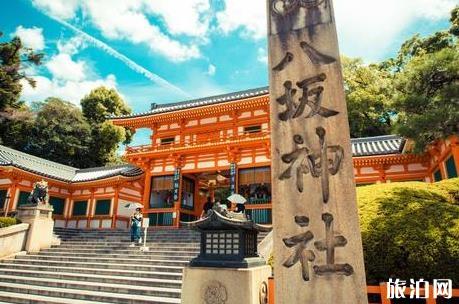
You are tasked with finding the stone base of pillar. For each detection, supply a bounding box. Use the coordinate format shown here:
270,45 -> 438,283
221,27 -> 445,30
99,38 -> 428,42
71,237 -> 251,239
16,204 -> 56,253
181,265 -> 271,304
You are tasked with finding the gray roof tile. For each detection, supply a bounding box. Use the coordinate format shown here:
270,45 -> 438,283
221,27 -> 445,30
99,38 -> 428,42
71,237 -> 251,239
351,135 -> 404,157
0,145 -> 143,183
110,86 -> 270,119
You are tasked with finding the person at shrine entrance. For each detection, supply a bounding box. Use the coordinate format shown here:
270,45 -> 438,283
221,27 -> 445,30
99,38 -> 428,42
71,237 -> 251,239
129,207 -> 143,247
200,197 -> 214,218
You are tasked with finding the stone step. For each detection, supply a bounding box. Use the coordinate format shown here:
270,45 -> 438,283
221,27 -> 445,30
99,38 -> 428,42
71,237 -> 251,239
0,291 -> 106,304
36,251 -> 194,260
0,282 -> 181,304
0,275 -> 182,298
0,263 -> 182,280
57,238 -> 200,242
3,259 -> 185,272
19,254 -> 189,266
56,240 -> 199,250
50,246 -> 199,255
0,268 -> 181,288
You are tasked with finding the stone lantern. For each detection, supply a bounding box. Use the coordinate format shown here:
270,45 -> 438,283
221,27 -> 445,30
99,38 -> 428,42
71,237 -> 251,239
181,210 -> 272,304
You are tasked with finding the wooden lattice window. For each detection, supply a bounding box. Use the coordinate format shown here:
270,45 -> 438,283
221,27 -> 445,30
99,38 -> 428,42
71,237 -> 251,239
49,197 -> 65,215
95,199 -> 111,215
446,155 -> 458,178
244,125 -> 262,134
72,200 -> 88,216
160,137 -> 175,145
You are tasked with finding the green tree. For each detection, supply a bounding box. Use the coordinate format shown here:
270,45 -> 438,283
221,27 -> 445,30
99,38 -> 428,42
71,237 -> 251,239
0,104 -> 34,149
342,56 -> 395,138
393,46 -> 459,152
0,31 -> 43,150
80,87 -> 133,166
27,98 -> 92,168
0,31 -> 43,110
450,6 -> 459,37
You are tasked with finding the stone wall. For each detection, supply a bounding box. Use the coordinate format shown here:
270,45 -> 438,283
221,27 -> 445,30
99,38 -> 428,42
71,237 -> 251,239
0,223 -> 29,258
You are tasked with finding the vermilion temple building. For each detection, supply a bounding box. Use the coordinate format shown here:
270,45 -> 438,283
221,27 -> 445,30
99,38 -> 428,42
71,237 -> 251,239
0,87 -> 458,228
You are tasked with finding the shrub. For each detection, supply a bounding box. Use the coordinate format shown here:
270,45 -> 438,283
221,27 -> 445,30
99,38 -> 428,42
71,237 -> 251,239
357,178 -> 459,286
0,217 -> 20,228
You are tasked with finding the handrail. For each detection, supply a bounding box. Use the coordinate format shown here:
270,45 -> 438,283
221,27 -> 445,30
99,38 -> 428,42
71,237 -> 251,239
126,130 -> 271,154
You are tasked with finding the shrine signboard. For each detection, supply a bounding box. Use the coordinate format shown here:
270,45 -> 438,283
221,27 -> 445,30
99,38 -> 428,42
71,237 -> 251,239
267,0 -> 368,303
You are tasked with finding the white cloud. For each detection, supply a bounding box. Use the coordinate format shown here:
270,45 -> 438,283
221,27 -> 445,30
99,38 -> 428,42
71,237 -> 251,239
144,0 -> 211,37
46,53 -> 86,82
12,26 -> 45,50
215,0 -> 456,59
21,74 -> 118,105
207,64 -> 216,76
83,1 -> 202,62
31,0 -> 79,20
216,0 -> 266,39
32,0 -> 206,62
21,35 -> 119,105
57,35 -> 86,55
257,47 -> 268,64
334,0 -> 457,60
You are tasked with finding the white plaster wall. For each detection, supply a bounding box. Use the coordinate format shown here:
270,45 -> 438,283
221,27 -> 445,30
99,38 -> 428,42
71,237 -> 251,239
197,161 -> 215,169
101,220 -> 112,228
408,163 -> 427,171
54,220 -> 66,228
255,156 -> 269,163
0,179 -> 11,185
19,180 -> 31,187
0,224 -> 29,258
386,165 -> 404,173
120,188 -> 141,197
217,160 -> 230,167
360,167 -> 377,174
67,220 -> 77,228
116,220 -> 128,229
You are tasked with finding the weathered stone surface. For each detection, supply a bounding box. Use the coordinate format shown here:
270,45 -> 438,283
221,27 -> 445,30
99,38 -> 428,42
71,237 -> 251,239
17,205 -> 56,253
0,224 -> 29,258
267,0 -> 368,303
181,265 -> 271,304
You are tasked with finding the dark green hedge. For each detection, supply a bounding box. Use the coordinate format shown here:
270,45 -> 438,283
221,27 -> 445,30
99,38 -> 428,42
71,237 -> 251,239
357,178 -> 459,286
0,217 -> 20,228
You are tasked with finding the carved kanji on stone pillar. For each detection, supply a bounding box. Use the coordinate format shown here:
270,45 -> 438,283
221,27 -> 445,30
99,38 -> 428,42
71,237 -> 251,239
267,0 -> 368,303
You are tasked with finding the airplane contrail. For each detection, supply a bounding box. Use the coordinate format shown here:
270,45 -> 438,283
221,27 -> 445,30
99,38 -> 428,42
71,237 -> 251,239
46,15 -> 190,98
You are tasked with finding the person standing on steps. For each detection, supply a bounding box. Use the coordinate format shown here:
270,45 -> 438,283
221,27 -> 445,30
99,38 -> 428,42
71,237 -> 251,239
130,207 -> 143,247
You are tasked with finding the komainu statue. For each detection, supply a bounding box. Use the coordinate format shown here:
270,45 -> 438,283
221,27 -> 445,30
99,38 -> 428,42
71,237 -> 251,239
27,180 -> 49,205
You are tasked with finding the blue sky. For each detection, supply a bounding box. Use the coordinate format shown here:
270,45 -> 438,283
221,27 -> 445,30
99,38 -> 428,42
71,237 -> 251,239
1,0 -> 457,146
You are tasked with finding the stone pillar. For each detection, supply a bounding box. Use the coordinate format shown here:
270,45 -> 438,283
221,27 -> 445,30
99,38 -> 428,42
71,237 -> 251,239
17,204 -> 58,252
267,1 -> 368,303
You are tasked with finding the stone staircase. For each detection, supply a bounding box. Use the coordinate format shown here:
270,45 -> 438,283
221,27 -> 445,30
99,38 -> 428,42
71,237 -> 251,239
0,227 -> 270,303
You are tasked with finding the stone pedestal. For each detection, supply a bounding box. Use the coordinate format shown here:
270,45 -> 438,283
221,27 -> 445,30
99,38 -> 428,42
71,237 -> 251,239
17,204 -> 56,253
181,265 -> 271,304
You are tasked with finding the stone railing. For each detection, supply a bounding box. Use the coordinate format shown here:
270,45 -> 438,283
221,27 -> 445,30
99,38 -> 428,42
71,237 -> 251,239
0,223 -> 29,258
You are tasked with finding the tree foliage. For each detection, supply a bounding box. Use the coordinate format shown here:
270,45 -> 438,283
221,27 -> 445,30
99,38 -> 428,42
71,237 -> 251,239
80,87 -> 133,167
0,31 -> 43,150
357,179 -> 459,286
387,6 -> 459,152
342,57 -> 395,138
27,98 -> 92,168
393,47 -> 459,152
0,31 -> 43,110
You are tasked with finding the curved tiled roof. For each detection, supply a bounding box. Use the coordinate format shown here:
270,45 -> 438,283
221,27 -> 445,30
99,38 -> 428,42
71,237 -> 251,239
351,135 -> 404,157
0,134 -> 404,183
0,145 -> 143,183
110,86 -> 270,120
